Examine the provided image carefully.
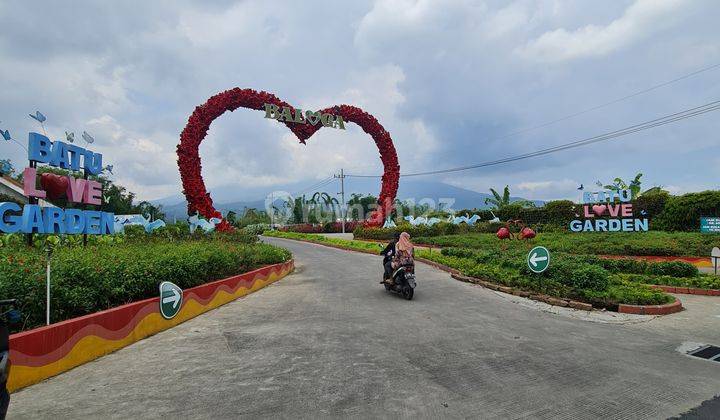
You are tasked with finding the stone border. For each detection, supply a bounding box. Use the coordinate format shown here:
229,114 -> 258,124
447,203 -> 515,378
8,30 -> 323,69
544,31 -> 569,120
617,298 -> 683,315
649,284 -> 720,296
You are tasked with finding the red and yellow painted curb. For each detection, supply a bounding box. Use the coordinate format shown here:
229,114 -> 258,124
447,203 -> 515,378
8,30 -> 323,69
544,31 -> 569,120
8,260 -> 294,392
600,254 -> 713,268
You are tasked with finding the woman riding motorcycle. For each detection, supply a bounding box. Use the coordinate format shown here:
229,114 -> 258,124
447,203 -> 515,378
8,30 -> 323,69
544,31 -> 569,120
381,232 -> 414,285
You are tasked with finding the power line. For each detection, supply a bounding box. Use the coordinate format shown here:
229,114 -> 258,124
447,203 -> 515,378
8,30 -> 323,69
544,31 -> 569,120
292,176 -> 335,196
347,99 -> 720,178
473,62 -> 720,144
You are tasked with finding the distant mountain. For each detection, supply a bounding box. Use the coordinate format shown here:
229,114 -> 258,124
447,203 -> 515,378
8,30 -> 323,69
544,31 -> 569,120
154,179 -> 543,219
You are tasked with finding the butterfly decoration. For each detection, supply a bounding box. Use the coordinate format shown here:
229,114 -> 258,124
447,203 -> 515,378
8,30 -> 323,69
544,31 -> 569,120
577,184 -> 584,190
65,131 -> 75,143
103,164 -> 114,174
82,131 -> 95,144
29,111 -> 47,123
1,129 -> 10,141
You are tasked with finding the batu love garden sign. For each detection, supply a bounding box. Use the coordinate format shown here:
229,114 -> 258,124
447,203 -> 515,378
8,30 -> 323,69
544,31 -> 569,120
176,88 -> 401,231
570,188 -> 648,233
0,133 -> 114,235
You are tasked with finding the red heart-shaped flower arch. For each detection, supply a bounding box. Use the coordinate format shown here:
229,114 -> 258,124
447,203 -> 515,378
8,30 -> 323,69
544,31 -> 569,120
177,88 -> 400,231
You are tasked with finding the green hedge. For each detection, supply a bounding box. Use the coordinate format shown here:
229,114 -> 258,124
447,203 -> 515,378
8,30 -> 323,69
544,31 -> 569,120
0,240 -> 291,331
653,191 -> 720,231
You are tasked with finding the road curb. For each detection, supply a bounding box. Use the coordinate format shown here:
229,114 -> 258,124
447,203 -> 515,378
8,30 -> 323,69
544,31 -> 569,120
449,273 -> 594,311
649,284 -> 720,296
617,297 -> 683,315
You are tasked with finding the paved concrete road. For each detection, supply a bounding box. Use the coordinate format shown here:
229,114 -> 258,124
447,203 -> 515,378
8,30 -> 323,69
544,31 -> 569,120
9,237 -> 720,419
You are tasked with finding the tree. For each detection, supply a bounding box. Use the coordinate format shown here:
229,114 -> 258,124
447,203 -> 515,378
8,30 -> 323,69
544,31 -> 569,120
346,193 -> 378,221
311,191 -> 340,220
484,185 -> 534,210
137,200 -> 166,221
596,173 -> 644,199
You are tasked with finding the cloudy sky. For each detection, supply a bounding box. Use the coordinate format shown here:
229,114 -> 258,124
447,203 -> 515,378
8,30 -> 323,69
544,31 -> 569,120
1,0 -> 719,204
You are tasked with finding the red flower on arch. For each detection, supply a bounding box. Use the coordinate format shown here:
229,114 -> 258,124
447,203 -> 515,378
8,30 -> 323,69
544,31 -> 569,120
177,88 -> 400,231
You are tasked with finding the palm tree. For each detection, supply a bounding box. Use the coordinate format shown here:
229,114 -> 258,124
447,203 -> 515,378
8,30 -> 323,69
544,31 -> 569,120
484,185 -> 534,210
311,191 -> 340,220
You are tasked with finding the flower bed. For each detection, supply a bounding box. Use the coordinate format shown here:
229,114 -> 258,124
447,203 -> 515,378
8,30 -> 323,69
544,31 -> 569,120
0,237 -> 291,331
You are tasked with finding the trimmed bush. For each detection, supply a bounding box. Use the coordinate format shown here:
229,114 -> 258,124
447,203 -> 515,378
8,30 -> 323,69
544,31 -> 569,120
647,261 -> 698,277
243,223 -> 271,235
0,240 -> 291,331
653,191 -> 720,231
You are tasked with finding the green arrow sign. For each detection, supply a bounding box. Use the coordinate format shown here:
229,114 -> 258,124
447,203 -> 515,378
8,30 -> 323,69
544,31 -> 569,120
159,281 -> 183,320
527,246 -> 550,273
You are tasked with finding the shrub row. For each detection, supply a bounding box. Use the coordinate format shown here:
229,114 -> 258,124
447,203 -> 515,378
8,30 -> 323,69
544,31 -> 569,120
280,222 -> 361,234
0,240 -> 291,331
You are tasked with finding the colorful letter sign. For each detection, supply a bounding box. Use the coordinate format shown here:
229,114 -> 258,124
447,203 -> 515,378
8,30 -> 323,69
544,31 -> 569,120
0,132 -> 115,235
569,188 -> 648,233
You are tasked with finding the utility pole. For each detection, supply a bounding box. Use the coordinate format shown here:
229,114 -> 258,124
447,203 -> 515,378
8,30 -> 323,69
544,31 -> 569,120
334,169 -> 346,234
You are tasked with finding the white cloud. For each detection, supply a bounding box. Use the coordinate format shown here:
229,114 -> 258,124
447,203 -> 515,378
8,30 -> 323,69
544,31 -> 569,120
518,0 -> 693,62
1,0 -> 719,206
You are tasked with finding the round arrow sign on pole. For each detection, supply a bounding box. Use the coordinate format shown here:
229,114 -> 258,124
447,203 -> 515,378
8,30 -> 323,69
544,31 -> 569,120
159,281 -> 183,320
527,246 -> 550,273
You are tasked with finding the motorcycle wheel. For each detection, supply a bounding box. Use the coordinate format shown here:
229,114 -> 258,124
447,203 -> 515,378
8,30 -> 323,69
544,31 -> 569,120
401,286 -> 414,300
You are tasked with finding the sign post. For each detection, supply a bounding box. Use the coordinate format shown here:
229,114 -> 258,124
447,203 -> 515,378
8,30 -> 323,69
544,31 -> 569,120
701,217 -> 720,233
159,282 -> 183,320
711,247 -> 720,276
527,246 -> 550,274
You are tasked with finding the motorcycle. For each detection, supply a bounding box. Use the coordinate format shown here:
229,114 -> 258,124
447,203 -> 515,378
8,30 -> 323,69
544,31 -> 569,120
380,244 -> 416,300
0,299 -> 21,420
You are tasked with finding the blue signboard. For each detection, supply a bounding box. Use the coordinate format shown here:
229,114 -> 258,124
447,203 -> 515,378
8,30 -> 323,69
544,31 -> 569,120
700,217 -> 720,233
